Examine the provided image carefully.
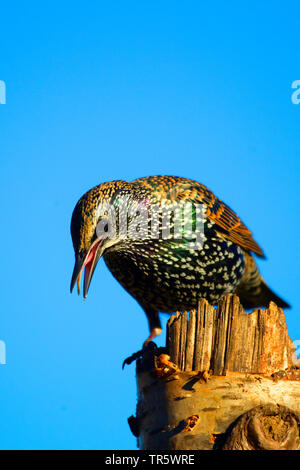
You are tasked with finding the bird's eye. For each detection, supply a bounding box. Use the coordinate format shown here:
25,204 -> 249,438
96,217 -> 109,238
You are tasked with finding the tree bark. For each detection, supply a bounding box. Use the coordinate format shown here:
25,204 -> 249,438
130,294 -> 300,450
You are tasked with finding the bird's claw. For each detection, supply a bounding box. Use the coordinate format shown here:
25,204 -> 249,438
122,342 -> 158,369
122,349 -> 143,369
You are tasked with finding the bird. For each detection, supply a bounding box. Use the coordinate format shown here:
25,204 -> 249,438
70,175 -> 289,345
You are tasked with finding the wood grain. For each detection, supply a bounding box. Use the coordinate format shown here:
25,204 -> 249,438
132,294 -> 300,450
166,294 -> 294,375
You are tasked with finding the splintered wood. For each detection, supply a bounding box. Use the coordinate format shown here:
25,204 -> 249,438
166,294 -> 294,375
134,294 -> 300,450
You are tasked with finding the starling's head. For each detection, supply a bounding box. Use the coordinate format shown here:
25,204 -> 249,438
70,180 -> 134,298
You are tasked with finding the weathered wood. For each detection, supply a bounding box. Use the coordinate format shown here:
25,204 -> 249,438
132,294 -> 300,450
167,294 -> 294,375
222,404 -> 300,450
135,370 -> 300,450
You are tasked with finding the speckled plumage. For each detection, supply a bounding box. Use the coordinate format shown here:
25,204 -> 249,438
70,175 -> 289,344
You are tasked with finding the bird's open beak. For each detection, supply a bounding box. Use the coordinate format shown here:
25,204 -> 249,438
70,239 -> 104,299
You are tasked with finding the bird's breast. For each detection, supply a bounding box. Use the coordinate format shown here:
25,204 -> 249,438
103,231 -> 246,312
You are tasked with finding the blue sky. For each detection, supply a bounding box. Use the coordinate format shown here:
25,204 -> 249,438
0,1 -> 299,450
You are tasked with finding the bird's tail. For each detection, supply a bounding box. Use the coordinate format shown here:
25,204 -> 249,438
235,254 -> 290,310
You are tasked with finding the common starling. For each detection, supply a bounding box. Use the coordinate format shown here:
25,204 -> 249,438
70,175 -> 289,344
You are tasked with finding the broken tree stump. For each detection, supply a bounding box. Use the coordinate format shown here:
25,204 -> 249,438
131,294 -> 300,450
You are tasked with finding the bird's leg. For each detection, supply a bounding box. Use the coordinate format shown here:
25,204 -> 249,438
143,309 -> 162,347
122,310 -> 161,368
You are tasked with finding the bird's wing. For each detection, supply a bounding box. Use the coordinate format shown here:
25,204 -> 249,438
132,175 -> 265,258
199,189 -> 265,258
